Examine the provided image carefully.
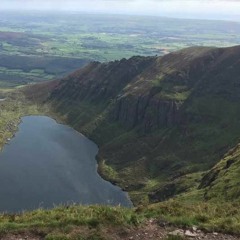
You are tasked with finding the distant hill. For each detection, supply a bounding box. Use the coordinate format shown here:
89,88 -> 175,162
0,54 -> 89,86
24,45 -> 240,204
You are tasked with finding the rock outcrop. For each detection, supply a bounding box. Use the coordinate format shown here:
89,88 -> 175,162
48,46 -> 235,132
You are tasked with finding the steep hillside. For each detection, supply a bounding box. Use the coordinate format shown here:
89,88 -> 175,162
199,143 -> 240,201
24,45 -> 240,205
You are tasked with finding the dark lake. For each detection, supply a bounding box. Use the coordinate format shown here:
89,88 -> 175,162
0,116 -> 132,213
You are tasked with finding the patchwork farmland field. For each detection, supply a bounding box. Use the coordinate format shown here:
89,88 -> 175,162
0,11 -> 240,87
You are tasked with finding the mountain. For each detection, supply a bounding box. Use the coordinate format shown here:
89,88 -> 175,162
24,45 -> 240,205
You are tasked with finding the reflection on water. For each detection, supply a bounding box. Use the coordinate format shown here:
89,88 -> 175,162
0,116 -> 132,213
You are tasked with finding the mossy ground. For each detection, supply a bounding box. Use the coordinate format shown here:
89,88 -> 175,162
0,205 -> 140,236
1,201 -> 240,238
145,200 -> 240,234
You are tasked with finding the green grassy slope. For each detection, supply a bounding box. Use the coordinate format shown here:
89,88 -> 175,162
1,201 -> 240,238
0,78 -> 60,150
0,89 -> 50,149
198,143 -> 240,201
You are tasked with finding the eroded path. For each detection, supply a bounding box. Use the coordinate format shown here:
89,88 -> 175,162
1,220 -> 240,240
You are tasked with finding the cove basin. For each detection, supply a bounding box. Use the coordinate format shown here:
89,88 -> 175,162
0,116 -> 132,213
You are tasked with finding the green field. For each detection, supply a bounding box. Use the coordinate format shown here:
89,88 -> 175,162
0,12 -> 240,87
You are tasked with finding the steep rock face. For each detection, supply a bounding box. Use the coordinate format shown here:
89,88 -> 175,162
49,46 -> 226,132
108,46 -> 225,131
50,56 -> 156,102
47,46 -> 235,133
111,95 -> 182,131
35,45 -> 240,134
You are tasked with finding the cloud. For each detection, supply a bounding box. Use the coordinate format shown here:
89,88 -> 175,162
0,0 -> 240,20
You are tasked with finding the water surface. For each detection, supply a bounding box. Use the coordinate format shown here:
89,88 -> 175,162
0,116 -> 132,212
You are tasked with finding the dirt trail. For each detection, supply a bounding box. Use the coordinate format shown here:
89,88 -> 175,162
123,219 -> 240,240
1,220 -> 240,240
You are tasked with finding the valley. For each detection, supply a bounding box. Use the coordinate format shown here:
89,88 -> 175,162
0,44 -> 240,238
1,11 -> 240,240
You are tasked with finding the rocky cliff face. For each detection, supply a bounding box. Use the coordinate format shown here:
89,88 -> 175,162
50,56 -> 157,102
48,46 -> 231,132
106,46 -> 230,131
111,95 -> 182,131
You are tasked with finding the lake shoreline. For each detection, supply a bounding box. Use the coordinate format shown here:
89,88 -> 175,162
0,115 -> 132,213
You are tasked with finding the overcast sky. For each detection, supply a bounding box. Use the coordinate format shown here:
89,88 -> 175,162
1,0 -> 240,21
